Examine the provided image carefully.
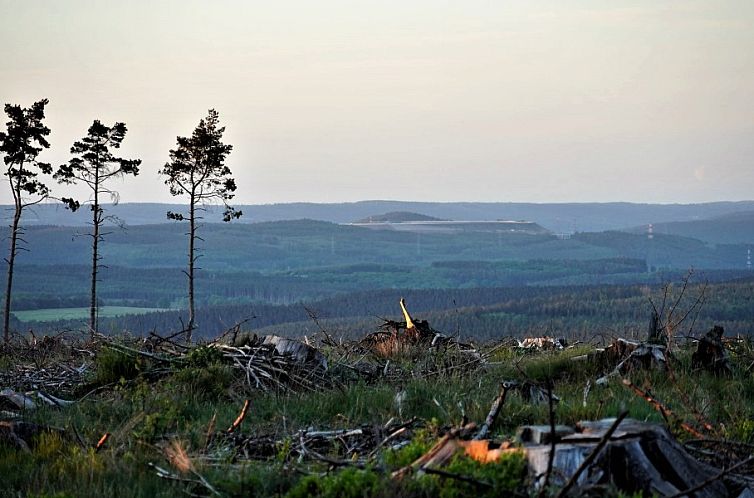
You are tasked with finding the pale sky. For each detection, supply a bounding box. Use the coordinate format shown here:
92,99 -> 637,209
1,0 -> 753,205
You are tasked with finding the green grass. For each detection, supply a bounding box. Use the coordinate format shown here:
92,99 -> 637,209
3,337 -> 754,497
13,306 -> 168,323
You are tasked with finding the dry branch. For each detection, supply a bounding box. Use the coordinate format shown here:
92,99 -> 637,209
227,400 -> 250,433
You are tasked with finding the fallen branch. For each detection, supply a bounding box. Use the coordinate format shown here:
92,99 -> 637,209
474,381 -> 510,440
227,400 -> 250,433
95,432 -> 110,452
298,432 -> 366,469
148,462 -> 221,496
621,378 -> 705,438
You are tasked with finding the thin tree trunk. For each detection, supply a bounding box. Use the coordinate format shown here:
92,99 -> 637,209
89,168 -> 100,337
90,209 -> 99,337
3,204 -> 21,343
187,195 -> 195,342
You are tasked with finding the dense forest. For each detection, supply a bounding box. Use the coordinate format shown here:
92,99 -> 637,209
17,277 -> 754,341
3,220 -> 753,309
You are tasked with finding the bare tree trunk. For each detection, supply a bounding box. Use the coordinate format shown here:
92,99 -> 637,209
186,195 -> 195,343
89,167 -> 100,338
89,209 -> 99,337
3,203 -> 21,343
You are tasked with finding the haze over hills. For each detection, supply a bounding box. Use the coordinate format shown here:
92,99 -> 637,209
622,211 -> 754,245
5,200 -> 754,233
354,211 -> 447,223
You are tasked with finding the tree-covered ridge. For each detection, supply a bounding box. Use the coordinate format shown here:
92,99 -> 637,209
1,220 -> 751,272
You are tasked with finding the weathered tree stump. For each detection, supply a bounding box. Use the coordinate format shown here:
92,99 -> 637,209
525,418 -> 746,497
395,418 -> 753,496
691,326 -> 731,376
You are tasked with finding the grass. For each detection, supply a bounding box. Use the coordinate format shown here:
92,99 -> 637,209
13,306 -> 168,323
2,336 -> 754,497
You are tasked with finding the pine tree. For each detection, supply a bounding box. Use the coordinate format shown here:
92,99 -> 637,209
0,99 -> 52,342
54,120 -> 140,336
160,109 -> 241,342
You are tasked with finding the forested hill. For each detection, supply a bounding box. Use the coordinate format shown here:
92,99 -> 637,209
622,210 -> 754,244
1,220 -> 751,271
5,200 -> 754,233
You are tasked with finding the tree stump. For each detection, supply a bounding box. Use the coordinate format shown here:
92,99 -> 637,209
525,418 -> 744,497
691,326 -> 731,376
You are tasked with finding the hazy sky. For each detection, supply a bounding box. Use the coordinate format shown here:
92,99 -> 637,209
1,0 -> 753,205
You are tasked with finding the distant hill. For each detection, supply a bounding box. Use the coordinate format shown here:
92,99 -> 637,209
355,211 -> 446,223
622,210 -> 754,245
4,200 -> 754,233
1,218 -> 749,271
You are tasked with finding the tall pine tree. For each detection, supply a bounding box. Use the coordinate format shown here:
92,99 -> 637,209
160,109 -> 241,342
54,120 -> 140,336
0,99 -> 52,342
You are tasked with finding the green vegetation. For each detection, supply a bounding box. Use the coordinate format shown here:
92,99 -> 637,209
3,335 -> 754,497
13,306 -> 167,323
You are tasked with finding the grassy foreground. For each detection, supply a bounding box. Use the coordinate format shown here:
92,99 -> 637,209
1,333 -> 754,497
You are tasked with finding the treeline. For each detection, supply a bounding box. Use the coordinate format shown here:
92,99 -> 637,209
21,278 -> 754,340
249,278 -> 754,341
9,260 -> 753,314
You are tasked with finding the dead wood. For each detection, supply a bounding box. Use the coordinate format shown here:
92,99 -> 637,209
554,411 -> 628,497
474,381 -> 510,440
95,432 -> 110,452
517,337 -> 568,351
504,380 -> 560,405
392,423 -> 477,479
539,381 -> 558,497
692,325 -> 731,376
593,338 -> 668,385
0,420 -> 67,452
227,400 -> 250,433
621,378 -> 707,438
525,418 -> 732,497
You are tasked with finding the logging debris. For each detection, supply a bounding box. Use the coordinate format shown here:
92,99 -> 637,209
0,420 -> 67,452
395,417 -> 754,497
212,417 -> 422,464
517,337 -> 568,351
569,338 -> 669,385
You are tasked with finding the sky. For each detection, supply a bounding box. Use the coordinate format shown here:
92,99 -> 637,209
1,0 -> 753,205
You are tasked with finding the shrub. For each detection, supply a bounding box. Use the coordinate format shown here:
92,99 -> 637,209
95,347 -> 141,385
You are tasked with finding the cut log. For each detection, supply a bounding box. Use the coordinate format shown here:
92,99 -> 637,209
0,389 -> 37,411
261,335 -> 328,371
517,425 -> 575,445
